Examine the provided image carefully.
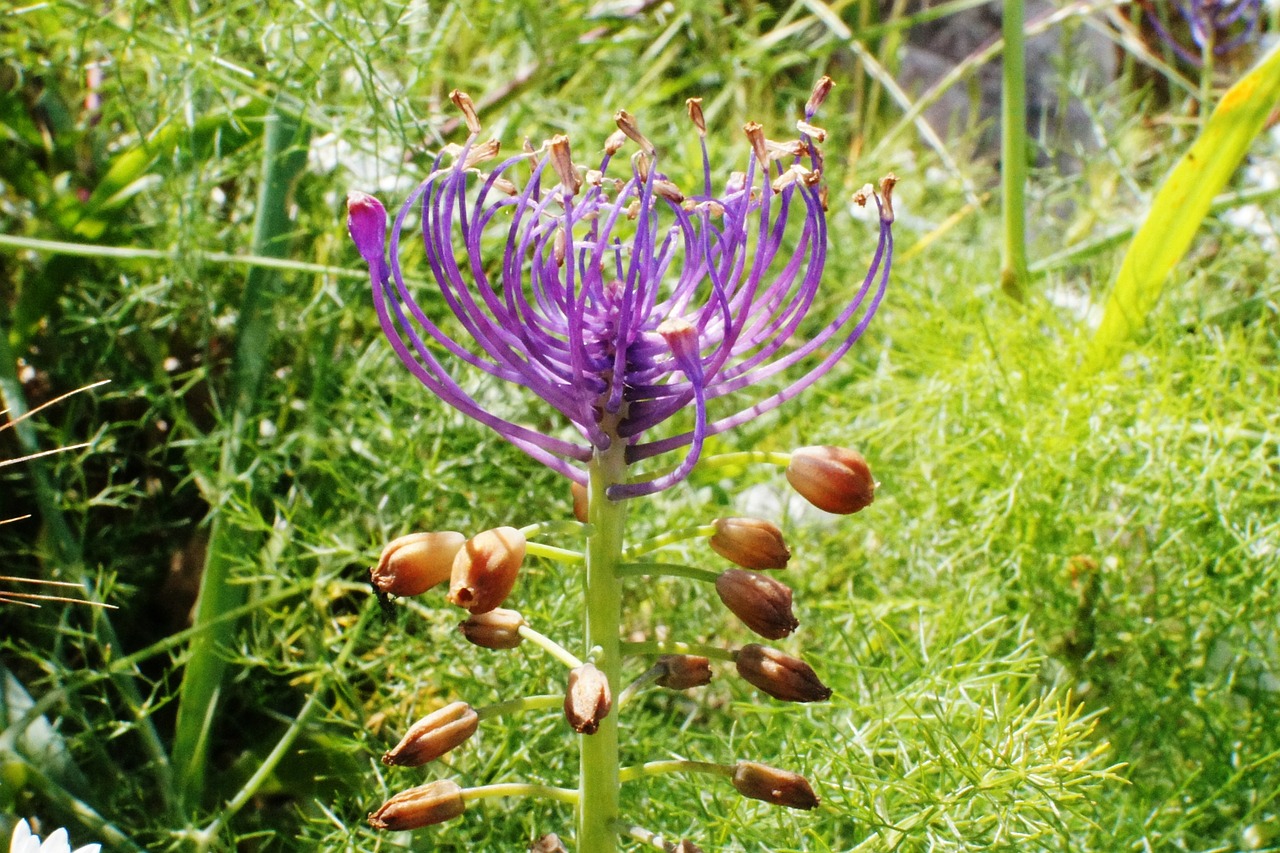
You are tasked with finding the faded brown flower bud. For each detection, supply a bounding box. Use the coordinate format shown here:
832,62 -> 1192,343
614,109 -> 656,155
742,121 -> 769,165
731,761 -> 819,810
785,446 -> 876,515
382,701 -> 478,766
459,607 -> 527,649
570,480 -> 589,523
564,663 -> 612,735
368,780 -> 466,830
805,76 -> 835,116
709,517 -> 790,570
371,531 -> 466,598
449,89 -> 481,135
448,527 -> 526,614
530,834 -> 569,853
735,644 -> 831,703
715,570 -> 799,640
686,97 -> 706,136
655,654 -> 712,690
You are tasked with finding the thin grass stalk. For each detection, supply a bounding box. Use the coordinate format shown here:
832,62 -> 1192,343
1001,0 -> 1029,302
0,326 -> 177,819
171,110 -> 311,809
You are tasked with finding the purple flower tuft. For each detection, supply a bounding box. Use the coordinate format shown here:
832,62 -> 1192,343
1143,0 -> 1264,66
349,80 -> 894,499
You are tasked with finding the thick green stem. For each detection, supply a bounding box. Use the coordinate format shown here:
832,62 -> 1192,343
578,443 -> 628,853
1000,0 -> 1029,302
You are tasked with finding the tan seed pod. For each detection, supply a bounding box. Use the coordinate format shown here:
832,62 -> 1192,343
448,527 -> 526,614
368,780 -> 466,830
371,531 -> 466,597
382,701 -> 478,766
735,643 -> 831,703
731,761 -> 819,810
459,607 -> 527,650
655,654 -> 712,690
715,569 -> 799,640
709,517 -> 790,570
564,663 -> 612,735
785,446 -> 875,514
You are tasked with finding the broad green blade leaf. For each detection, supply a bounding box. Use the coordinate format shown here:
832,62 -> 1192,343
1087,40 -> 1280,369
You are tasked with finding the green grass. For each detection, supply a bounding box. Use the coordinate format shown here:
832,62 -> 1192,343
3,0 -> 1279,850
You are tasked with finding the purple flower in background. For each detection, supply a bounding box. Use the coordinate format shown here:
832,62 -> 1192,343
1142,0 -> 1264,65
348,82 -> 894,499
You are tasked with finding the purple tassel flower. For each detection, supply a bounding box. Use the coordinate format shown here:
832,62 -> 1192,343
348,83 -> 894,499
1143,0 -> 1264,66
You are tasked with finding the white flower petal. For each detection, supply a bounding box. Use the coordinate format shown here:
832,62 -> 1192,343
38,828 -> 71,853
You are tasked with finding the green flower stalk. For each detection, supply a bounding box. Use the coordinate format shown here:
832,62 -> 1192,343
349,79 -> 891,852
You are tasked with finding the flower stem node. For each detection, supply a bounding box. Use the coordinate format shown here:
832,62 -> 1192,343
730,761 -> 820,810
459,607 -> 527,649
382,701 -> 479,767
655,654 -> 713,690
734,644 -> 832,703
368,780 -> 466,830
564,663 -> 612,734
371,531 -> 467,598
715,570 -> 799,640
709,517 -> 790,570
448,527 -> 527,614
785,445 -> 876,515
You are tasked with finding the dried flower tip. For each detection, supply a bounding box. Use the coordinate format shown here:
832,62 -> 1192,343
743,121 -> 769,165
449,89 -> 481,135
770,164 -> 812,193
530,833 -> 569,853
653,179 -> 685,203
686,97 -> 706,135
852,183 -> 873,207
462,137 -> 501,170
564,663 -> 612,734
382,701 -> 479,766
548,135 -> 581,197
625,199 -> 642,220
698,200 -> 725,218
346,191 -> 387,267
879,173 -> 898,222
570,480 -> 589,523
735,643 -> 831,703
585,169 -> 604,187
448,526 -> 526,613
796,120 -> 827,143
604,129 -> 628,156
459,607 -> 527,649
657,317 -> 699,362
634,151 -> 650,182
819,184 -> 829,212
371,531 -> 466,598
656,654 -> 712,690
709,517 -> 790,570
805,76 -> 835,117
766,138 -> 808,159
368,780 -> 466,830
731,761 -> 820,810
614,109 -> 656,156
493,177 -> 520,196
553,227 -> 567,266
786,445 -> 875,514
715,569 -> 799,640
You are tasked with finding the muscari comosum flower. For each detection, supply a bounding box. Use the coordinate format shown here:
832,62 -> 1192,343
347,82 -> 894,500
1141,0 -> 1264,65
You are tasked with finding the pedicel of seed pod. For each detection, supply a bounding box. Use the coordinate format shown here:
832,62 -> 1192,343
447,526 -> 526,614
371,531 -> 466,598
368,780 -> 466,830
459,607 -> 527,649
382,701 -> 479,767
655,654 -> 713,690
785,445 -> 876,514
715,569 -> 799,640
734,643 -> 832,703
570,480 -> 589,523
709,517 -> 791,570
564,663 -> 612,735
731,761 -> 820,810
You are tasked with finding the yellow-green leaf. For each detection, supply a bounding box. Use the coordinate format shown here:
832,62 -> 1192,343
1087,39 -> 1280,369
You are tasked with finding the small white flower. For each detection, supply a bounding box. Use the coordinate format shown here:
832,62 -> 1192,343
9,820 -> 101,853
